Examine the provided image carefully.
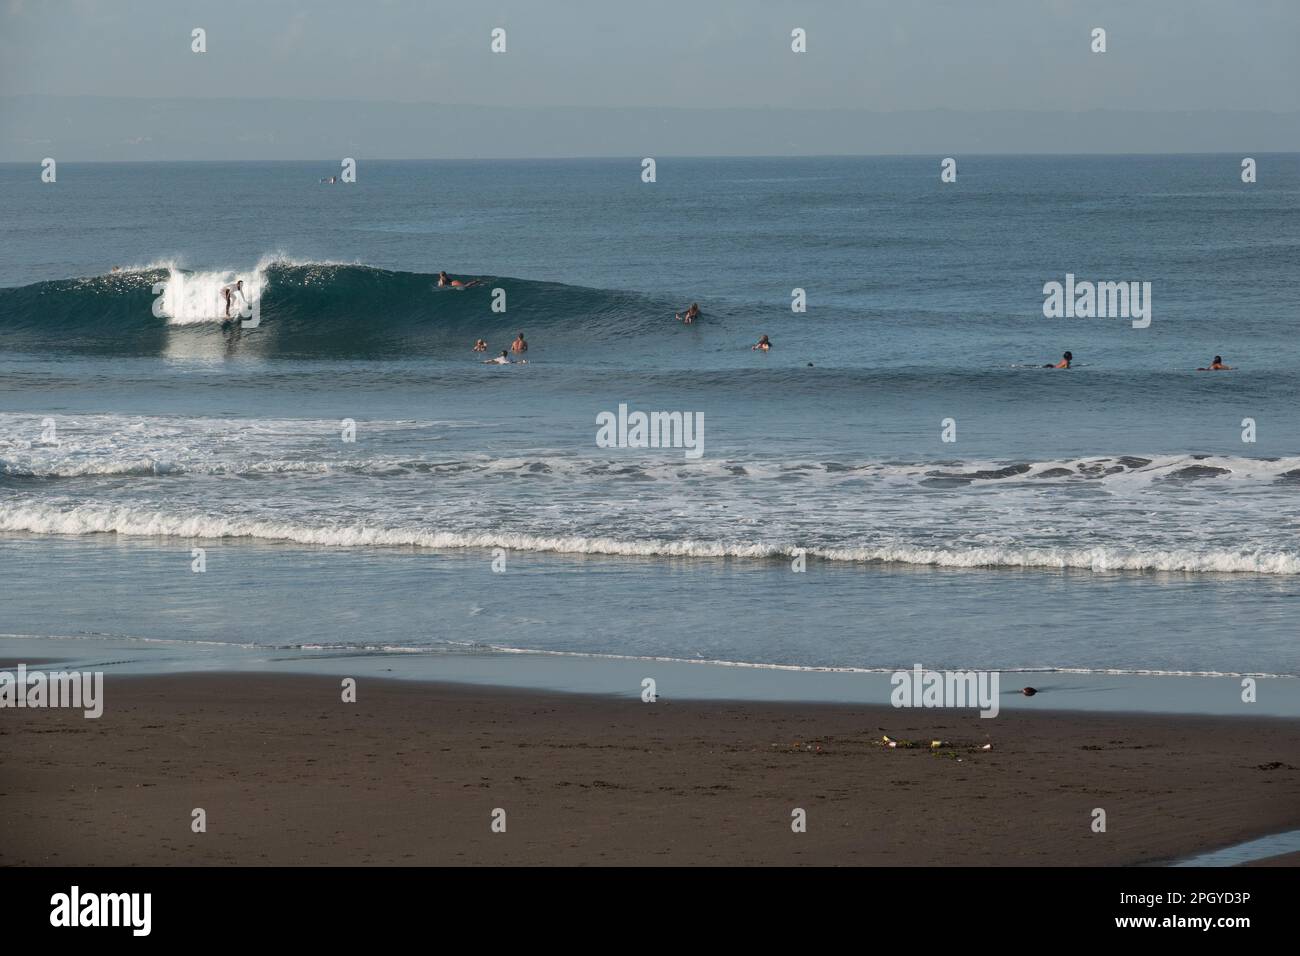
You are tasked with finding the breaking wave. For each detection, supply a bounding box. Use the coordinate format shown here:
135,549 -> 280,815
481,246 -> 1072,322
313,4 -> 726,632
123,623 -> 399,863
0,259 -> 663,357
2,500 -> 1299,575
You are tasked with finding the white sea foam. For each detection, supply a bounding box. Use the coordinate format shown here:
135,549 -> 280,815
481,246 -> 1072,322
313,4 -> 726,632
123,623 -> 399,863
142,254 -> 362,325
154,264 -> 268,325
2,501 -> 1299,575
4,412 -> 1299,575
4,426 -> 1300,488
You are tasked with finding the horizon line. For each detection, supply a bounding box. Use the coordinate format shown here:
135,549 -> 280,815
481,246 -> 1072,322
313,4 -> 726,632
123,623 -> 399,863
3,151 -> 1298,164
4,94 -> 1297,116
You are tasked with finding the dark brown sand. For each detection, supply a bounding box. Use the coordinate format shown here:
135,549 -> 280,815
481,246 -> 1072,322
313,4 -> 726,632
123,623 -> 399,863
2,672 -> 1298,866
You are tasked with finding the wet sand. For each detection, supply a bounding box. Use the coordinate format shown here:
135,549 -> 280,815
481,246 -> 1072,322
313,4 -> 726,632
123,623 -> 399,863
2,672 -> 1298,866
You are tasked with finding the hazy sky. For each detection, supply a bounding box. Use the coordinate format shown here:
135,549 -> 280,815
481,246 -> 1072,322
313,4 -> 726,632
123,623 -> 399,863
3,0 -> 1298,112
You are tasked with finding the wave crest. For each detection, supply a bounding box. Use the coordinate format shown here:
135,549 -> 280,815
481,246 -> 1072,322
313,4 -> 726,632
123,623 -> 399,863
3,501 -> 1299,575
0,260 -> 661,357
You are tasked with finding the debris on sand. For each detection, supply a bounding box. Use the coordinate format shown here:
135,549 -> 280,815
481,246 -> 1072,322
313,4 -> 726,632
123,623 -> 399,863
876,734 -> 994,759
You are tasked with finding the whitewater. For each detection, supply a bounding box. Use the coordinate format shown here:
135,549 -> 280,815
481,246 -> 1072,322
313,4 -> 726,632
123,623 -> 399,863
3,407 -> 1300,575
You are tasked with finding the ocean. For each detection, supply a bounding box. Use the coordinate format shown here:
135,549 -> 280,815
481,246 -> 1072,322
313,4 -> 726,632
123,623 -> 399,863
3,155 -> 1299,697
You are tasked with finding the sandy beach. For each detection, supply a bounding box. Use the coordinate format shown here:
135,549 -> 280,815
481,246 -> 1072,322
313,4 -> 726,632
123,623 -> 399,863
2,671 -> 1298,866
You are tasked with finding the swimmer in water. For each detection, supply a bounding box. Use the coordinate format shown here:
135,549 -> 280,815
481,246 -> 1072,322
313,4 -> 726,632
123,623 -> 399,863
1044,350 -> 1072,369
473,339 -> 488,352
510,332 -> 528,354
752,334 -> 772,352
676,303 -> 701,324
1197,355 -> 1234,371
438,271 -> 482,289
484,350 -> 512,365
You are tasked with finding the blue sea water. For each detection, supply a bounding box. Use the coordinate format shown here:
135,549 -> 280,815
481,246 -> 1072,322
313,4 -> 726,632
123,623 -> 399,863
2,155 -> 1300,694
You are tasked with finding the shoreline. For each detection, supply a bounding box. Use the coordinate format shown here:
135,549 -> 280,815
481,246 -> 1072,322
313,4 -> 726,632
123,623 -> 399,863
4,530 -> 1299,712
3,635 -> 1297,717
3,671 -> 1298,866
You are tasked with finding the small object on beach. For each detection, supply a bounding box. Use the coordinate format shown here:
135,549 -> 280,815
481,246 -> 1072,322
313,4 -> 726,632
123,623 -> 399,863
1022,687 -> 1038,697
981,743 -> 992,750
881,734 -> 892,743
930,740 -> 943,749
888,741 -> 897,748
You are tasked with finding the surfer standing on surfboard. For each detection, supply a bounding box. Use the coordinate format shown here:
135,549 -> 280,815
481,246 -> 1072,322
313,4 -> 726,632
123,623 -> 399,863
220,280 -> 247,321
218,280 -> 246,319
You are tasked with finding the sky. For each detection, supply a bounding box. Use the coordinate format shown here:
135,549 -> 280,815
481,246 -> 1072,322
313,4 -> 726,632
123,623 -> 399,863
2,0 -> 1298,113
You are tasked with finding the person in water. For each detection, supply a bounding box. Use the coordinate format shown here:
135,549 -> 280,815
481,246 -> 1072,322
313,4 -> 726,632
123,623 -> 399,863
1044,350 -> 1072,369
220,280 -> 246,320
676,303 -> 701,324
439,271 -> 482,289
752,335 -> 772,352
1197,355 -> 1234,370
510,332 -> 528,354
485,350 -> 512,365
472,339 -> 488,352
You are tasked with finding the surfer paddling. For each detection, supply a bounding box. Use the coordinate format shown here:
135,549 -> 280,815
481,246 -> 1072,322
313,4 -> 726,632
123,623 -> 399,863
1197,355 -> 1234,370
1044,350 -> 1072,369
438,271 -> 483,289
484,350 -> 525,365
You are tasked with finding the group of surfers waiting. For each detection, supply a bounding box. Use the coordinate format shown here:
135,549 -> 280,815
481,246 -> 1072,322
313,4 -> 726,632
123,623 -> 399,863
676,302 -> 771,351
474,332 -> 528,364
1044,351 -> 1234,371
440,277 -> 1235,370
